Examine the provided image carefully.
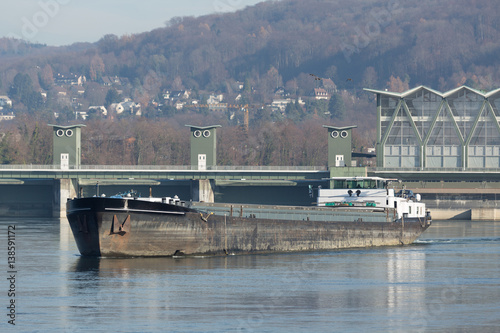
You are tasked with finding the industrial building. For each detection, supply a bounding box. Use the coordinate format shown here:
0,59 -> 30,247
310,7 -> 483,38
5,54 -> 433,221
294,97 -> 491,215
365,85 -> 500,169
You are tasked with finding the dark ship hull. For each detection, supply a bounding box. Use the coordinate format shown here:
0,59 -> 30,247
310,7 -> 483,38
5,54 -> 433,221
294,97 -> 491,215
66,197 -> 431,257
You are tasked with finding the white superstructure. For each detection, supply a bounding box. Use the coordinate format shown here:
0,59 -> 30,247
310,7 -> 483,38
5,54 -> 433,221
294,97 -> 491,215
317,177 -> 428,220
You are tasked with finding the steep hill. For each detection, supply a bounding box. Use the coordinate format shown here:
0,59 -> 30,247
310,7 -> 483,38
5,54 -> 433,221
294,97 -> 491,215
91,0 -> 500,92
1,0 -> 499,95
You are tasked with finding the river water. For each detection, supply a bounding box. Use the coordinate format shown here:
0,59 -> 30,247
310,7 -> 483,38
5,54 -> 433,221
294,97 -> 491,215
1,218 -> 499,332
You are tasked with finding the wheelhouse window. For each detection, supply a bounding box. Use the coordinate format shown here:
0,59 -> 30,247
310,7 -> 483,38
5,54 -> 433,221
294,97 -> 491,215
332,179 -> 386,189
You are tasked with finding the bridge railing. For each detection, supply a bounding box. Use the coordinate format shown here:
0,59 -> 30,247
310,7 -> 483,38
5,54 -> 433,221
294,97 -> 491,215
4,165 -> 500,172
4,165 -> 500,173
0,164 -> 328,171
370,167 -> 500,173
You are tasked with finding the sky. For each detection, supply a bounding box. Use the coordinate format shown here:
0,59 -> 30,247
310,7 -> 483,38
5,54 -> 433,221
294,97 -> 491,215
1,0 -> 265,46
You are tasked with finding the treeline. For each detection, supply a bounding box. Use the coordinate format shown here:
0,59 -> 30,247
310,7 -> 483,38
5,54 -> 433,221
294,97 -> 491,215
0,116 -> 375,167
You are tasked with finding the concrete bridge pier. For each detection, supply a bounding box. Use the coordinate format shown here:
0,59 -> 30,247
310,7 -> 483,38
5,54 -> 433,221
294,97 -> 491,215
191,179 -> 215,203
54,179 -> 78,218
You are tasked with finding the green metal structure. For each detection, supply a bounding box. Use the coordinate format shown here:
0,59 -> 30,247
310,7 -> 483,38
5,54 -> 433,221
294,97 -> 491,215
323,125 -> 357,168
49,124 -> 85,168
186,125 -> 221,170
365,86 -> 500,170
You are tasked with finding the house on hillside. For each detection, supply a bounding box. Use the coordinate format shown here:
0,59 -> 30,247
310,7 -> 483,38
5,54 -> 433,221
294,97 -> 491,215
209,103 -> 228,112
274,87 -> 286,97
53,86 -> 67,97
101,76 -> 113,86
109,103 -> 124,114
122,100 -> 141,115
77,75 -> 86,86
0,96 -> 12,109
88,106 -> 107,117
271,98 -> 292,112
207,94 -> 224,104
75,111 -> 88,120
313,88 -> 329,100
55,73 -> 86,86
101,76 -> 128,87
322,79 -> 337,94
175,101 -> 186,110
109,100 -> 141,116
70,86 -> 85,96
0,112 -> 15,121
163,90 -> 191,101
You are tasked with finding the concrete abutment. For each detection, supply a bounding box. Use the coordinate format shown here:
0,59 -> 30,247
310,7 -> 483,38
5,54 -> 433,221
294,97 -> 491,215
54,179 -> 78,218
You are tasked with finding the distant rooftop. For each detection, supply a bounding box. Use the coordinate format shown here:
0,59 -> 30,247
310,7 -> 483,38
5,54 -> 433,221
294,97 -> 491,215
364,85 -> 500,98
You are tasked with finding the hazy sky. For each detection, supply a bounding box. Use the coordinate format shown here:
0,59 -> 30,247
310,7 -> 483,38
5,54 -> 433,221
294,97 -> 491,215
1,0 -> 264,46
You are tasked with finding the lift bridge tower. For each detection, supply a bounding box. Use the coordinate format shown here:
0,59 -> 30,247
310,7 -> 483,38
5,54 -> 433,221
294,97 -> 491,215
49,124 -> 85,217
186,124 -> 222,202
49,124 -> 85,169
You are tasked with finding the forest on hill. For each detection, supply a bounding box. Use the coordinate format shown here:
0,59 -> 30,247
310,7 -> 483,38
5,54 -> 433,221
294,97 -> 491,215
2,0 -> 499,92
0,0 -> 499,166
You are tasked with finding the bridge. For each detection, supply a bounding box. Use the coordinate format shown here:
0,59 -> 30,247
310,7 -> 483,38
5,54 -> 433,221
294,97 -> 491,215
0,164 -> 329,181
0,123 -> 365,217
3,163 -> 500,219
0,164 -> 338,217
2,123 -> 500,219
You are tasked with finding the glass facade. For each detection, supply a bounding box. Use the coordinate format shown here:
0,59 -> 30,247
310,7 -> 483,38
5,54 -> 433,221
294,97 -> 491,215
368,86 -> 500,169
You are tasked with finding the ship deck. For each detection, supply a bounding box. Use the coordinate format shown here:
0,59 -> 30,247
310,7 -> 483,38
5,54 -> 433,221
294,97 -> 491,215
191,202 -> 395,223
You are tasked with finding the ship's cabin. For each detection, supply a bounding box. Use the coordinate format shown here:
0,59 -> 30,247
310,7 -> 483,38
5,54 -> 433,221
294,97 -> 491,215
318,177 -> 427,220
331,177 -> 388,190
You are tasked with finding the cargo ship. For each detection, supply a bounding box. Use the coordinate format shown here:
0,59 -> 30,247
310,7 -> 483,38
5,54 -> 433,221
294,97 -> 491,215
66,177 -> 431,257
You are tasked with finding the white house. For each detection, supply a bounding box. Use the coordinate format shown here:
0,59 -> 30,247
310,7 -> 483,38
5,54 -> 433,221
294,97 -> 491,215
0,112 -> 15,121
75,111 -> 88,120
271,98 -> 292,112
109,103 -> 125,114
207,94 -> 224,104
0,96 -> 12,108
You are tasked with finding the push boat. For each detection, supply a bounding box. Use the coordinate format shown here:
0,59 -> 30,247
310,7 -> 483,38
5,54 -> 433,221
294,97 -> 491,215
66,177 -> 431,257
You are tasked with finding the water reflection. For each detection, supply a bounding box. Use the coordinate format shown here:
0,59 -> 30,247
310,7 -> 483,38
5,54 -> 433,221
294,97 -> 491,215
386,250 -> 426,330
62,246 -> 434,332
65,255 -> 279,332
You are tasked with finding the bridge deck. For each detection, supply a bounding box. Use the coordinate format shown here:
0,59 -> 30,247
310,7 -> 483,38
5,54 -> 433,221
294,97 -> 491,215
1,165 -> 500,184
0,165 -> 329,181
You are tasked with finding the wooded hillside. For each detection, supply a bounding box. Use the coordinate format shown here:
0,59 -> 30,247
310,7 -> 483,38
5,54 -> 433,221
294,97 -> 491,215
0,0 -> 499,166
2,0 -> 498,93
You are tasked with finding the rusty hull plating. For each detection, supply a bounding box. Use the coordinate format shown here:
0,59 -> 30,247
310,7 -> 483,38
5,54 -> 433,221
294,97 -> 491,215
66,197 -> 431,257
